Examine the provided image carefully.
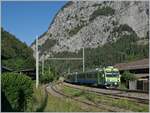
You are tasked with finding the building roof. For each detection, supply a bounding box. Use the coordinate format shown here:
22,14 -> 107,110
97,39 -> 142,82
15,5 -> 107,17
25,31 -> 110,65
134,74 -> 149,78
114,58 -> 149,70
1,66 -> 13,72
20,68 -> 35,72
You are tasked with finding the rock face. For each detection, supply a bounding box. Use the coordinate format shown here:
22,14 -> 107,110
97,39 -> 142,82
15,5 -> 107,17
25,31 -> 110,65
31,1 -> 149,60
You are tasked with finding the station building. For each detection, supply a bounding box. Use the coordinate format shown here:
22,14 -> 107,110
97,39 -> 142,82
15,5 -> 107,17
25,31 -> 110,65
114,58 -> 149,91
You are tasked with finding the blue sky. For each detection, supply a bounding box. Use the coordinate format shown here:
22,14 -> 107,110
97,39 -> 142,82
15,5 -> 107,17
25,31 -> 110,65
1,1 -> 68,45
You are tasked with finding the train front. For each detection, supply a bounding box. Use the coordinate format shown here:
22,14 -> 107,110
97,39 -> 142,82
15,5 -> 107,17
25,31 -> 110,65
104,66 -> 120,88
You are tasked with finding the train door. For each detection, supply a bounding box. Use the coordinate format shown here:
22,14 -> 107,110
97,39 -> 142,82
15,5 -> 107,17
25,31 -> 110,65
75,72 -> 78,83
98,71 -> 105,85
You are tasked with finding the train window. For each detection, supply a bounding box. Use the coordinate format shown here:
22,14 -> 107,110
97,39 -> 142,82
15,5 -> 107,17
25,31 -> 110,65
87,73 -> 92,78
78,74 -> 85,79
87,73 -> 96,78
68,76 -> 71,79
106,72 -> 119,77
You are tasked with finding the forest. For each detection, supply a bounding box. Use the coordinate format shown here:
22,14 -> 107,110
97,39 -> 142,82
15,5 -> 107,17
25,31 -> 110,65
45,32 -> 149,74
1,28 -> 35,70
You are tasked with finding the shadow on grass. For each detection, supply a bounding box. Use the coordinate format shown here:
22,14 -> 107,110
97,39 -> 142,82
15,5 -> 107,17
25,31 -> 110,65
73,91 -> 86,97
1,91 -> 14,112
36,89 -> 48,112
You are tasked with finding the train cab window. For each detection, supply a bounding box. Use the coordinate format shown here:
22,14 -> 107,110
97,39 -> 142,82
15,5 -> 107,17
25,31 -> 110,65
106,72 -> 119,77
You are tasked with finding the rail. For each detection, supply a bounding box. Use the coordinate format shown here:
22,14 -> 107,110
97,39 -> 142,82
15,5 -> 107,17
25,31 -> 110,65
63,82 -> 149,104
47,83 -> 124,112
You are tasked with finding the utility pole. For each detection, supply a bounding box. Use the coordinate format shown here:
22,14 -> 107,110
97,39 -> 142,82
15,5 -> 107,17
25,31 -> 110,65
83,47 -> 85,72
49,66 -> 50,74
68,67 -> 70,74
42,56 -> 45,76
36,36 -> 39,89
77,1 -> 85,72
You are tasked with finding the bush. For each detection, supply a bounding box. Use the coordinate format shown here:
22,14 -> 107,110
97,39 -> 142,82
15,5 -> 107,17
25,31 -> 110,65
90,6 -> 115,21
112,24 -> 134,33
121,71 -> 136,88
40,67 -> 58,84
68,24 -> 84,37
121,71 -> 136,82
39,39 -> 57,56
1,73 -> 33,112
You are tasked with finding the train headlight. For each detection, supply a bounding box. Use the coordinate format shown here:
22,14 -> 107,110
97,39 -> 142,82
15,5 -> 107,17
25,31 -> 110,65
114,82 -> 117,85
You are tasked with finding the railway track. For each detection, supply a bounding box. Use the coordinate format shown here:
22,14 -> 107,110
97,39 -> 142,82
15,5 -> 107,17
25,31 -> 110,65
46,82 -> 131,112
63,82 -> 149,104
64,81 -> 149,94
105,87 -> 148,94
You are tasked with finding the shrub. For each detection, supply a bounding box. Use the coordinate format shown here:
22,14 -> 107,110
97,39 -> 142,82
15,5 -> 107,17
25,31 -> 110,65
40,67 -> 58,84
112,24 -> 134,34
1,72 -> 33,112
39,39 -> 57,56
90,6 -> 115,21
68,24 -> 84,37
121,71 -> 136,82
120,71 -> 136,88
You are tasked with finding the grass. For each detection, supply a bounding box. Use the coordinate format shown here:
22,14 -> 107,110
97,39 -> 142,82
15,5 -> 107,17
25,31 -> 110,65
118,83 -> 128,89
62,85 -> 149,112
44,93 -> 84,112
28,83 -> 149,112
30,83 -> 84,112
44,92 -> 105,112
62,85 -> 86,96
27,84 -> 47,112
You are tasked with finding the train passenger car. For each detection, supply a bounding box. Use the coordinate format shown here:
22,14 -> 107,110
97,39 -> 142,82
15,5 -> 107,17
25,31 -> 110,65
65,66 -> 120,88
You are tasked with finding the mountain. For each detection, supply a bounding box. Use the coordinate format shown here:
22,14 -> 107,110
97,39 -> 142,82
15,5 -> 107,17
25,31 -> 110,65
31,1 -> 149,73
31,1 -> 149,59
1,28 -> 35,70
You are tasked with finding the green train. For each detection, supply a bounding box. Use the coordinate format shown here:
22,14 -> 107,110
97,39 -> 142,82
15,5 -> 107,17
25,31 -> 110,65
65,66 -> 121,88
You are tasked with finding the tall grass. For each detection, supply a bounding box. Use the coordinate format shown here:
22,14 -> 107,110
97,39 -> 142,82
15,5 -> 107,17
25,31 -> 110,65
44,93 -> 83,112
30,83 -> 84,112
62,85 -> 149,112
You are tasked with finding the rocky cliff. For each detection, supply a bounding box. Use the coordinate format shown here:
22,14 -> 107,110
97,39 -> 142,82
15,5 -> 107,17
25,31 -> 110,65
31,1 -> 149,60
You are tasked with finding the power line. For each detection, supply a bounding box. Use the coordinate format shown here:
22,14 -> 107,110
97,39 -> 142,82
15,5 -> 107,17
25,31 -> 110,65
47,57 -> 83,60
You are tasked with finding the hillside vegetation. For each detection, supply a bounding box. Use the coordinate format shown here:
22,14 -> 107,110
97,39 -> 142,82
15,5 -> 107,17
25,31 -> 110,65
1,28 -> 35,70
31,1 -> 149,59
44,33 -> 148,73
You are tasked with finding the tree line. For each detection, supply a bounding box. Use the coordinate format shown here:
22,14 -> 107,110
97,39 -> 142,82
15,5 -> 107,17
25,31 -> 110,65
46,33 -> 148,74
1,28 -> 57,112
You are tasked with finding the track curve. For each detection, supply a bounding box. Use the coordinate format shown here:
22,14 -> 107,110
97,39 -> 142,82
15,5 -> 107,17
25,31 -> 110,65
63,82 -> 149,104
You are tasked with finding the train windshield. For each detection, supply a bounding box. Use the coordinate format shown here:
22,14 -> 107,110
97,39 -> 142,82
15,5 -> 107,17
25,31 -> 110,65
106,72 -> 119,77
